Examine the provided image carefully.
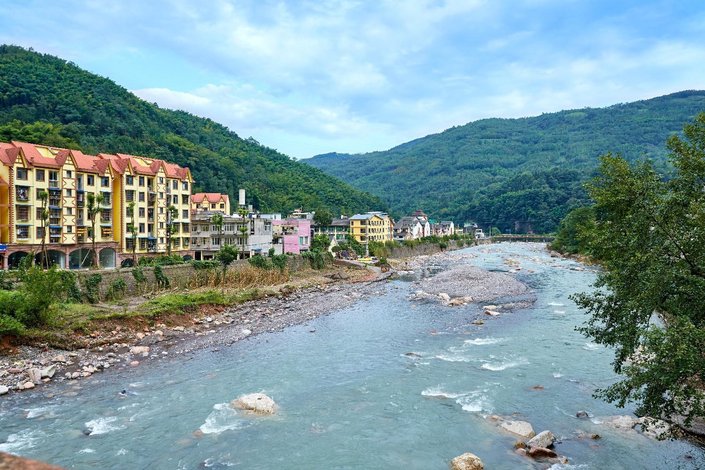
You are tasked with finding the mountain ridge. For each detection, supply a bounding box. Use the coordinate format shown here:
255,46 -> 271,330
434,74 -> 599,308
0,45 -> 385,216
305,90 -> 705,232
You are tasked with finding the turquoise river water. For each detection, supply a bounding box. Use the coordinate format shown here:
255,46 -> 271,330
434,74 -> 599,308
1,243 -> 703,469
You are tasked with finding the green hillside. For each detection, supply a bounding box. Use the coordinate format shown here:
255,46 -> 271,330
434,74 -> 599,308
0,45 -> 384,215
306,91 -> 705,232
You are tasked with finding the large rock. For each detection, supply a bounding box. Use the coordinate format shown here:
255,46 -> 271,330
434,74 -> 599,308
449,452 -> 484,470
41,365 -> 56,379
130,346 -> 150,355
231,393 -> 278,415
500,420 -> 536,438
527,430 -> 555,448
0,386 -> 8,395
28,368 -> 42,384
527,447 -> 558,459
638,417 -> 672,440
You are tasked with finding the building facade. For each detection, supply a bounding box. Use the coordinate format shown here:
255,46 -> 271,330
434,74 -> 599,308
190,213 -> 273,260
349,212 -> 393,243
191,193 -> 231,215
272,218 -> 311,254
0,141 -> 192,269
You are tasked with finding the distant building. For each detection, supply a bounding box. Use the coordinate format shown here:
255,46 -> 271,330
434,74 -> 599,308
393,216 -> 425,241
435,221 -> 455,236
272,218 -> 311,254
315,217 -> 350,244
191,213 -> 273,259
350,212 -> 393,243
191,193 -> 230,215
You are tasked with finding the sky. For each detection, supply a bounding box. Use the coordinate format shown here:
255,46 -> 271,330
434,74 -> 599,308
2,0 -> 705,159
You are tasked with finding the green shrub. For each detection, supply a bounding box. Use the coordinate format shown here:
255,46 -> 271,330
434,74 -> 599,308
438,241 -> 448,251
106,278 -> 127,300
0,270 -> 14,290
248,254 -> 272,270
302,250 -> 331,270
81,273 -> 103,304
0,290 -> 26,335
271,254 -> 287,272
154,265 -> 170,288
192,260 -> 220,270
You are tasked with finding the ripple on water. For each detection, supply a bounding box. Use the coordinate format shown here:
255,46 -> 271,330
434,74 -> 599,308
456,390 -> 493,414
200,403 -> 250,435
463,337 -> 505,346
85,416 -> 125,435
0,429 -> 44,452
480,357 -> 529,371
420,387 -> 464,399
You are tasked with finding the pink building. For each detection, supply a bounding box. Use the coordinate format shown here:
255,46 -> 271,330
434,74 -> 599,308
272,218 -> 311,254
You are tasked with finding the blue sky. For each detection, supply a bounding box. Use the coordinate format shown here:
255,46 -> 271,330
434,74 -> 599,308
2,0 -> 704,159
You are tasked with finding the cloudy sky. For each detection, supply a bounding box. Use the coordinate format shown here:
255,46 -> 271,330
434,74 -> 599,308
2,0 -> 704,159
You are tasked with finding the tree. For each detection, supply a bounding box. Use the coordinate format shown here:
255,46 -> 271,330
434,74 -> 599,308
550,206 -> 595,255
310,234 -> 331,252
237,208 -> 249,259
86,192 -> 104,268
165,204 -> 178,256
313,208 -> 333,228
573,114 -> 705,428
216,244 -> 238,293
126,201 -> 138,265
37,190 -> 49,268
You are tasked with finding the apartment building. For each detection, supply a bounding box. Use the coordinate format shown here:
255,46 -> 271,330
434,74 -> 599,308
349,212 -> 394,243
0,141 -> 192,269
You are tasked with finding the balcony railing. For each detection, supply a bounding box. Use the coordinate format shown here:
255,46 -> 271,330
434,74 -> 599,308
48,179 -> 60,189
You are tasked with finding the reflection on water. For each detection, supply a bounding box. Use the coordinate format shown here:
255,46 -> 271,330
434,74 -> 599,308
0,243 -> 703,469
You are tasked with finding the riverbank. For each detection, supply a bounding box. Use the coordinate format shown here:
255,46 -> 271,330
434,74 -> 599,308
0,264 -> 382,397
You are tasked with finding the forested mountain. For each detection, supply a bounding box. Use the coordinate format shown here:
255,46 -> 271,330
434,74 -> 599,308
306,91 -> 705,232
0,45 -> 384,215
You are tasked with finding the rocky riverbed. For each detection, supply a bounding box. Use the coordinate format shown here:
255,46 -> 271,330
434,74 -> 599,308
0,268 -> 389,398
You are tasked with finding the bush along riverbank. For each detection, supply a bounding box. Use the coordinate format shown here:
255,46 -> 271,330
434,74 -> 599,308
0,249 -> 382,397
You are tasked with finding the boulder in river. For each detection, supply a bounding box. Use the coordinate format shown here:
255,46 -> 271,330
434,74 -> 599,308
576,410 -> 589,419
484,310 -> 500,316
130,346 -> 150,356
602,415 -> 638,430
500,420 -> 536,438
527,430 -> 555,448
0,385 -> 8,395
231,393 -> 278,415
449,452 -> 484,470
527,447 -> 558,459
638,417 -> 671,440
28,367 -> 42,384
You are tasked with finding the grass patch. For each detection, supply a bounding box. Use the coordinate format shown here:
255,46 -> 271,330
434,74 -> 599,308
135,289 -> 264,317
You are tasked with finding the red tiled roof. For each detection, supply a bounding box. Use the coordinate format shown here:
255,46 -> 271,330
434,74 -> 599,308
191,193 -> 229,204
11,141 -> 68,168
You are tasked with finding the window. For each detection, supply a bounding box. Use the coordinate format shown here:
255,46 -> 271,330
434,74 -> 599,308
36,227 -> 44,238
16,168 -> 28,180
139,223 -> 145,233
15,187 -> 29,201
65,189 -> 73,197
172,180 -> 178,190
182,195 -> 189,204
66,226 -> 73,233
139,207 -> 145,217
139,176 -> 145,186
65,207 -> 73,215
159,207 -> 164,214
36,207 -> 43,219
87,175 -> 94,186
49,171 -> 59,184
220,203 -> 224,209
159,192 -> 163,199
159,177 -> 164,184
211,203 -> 216,209
101,177 -> 109,187
125,190 -> 135,202
172,195 -> 178,204
65,170 -> 72,178
159,222 -> 164,229
159,238 -> 164,244
182,209 -> 188,219
36,169 -> 45,181
126,175 -> 134,185
16,226 -> 29,238
139,192 -> 145,202
182,181 -> 188,191
16,206 -> 30,221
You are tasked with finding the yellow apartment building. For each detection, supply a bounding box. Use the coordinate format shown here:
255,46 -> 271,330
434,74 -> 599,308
349,212 -> 394,243
0,141 -> 192,269
191,193 -> 231,215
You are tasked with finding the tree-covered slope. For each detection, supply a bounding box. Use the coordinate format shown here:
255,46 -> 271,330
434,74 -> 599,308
0,45 -> 384,215
306,91 -> 705,232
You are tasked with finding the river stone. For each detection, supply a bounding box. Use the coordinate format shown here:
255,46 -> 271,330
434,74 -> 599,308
576,410 -> 589,419
0,451 -> 65,469
130,346 -> 150,355
527,447 -> 558,459
28,368 -> 42,384
438,292 -> 451,302
449,452 -> 484,470
52,355 -> 67,363
603,415 -> 638,430
527,430 -> 555,448
231,393 -> 278,414
484,310 -> 500,316
0,385 -> 8,395
500,420 -> 536,438
639,417 -> 671,439
23,381 -> 36,390
41,365 -> 56,379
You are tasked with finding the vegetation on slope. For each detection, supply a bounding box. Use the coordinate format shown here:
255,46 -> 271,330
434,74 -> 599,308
307,91 -> 705,232
0,45 -> 384,215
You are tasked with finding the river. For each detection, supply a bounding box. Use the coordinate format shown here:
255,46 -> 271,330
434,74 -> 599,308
0,243 -> 703,469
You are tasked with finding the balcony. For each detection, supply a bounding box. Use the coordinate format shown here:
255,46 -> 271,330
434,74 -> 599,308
15,187 -> 30,202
